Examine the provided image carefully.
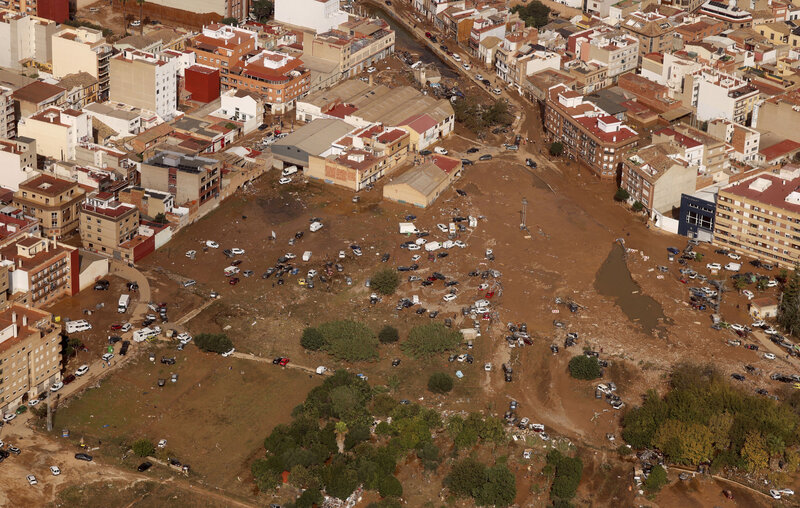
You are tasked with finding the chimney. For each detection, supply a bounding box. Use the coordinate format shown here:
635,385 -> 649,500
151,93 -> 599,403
22,314 -> 27,326
12,311 -> 16,323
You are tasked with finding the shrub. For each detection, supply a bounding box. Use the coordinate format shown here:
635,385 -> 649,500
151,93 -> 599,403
317,320 -> 379,361
132,439 -> 155,457
547,450 -> 583,501
632,201 -> 645,212
567,355 -> 601,380
445,458 -> 516,507
402,323 -> 462,358
378,475 -> 403,498
195,333 -> 233,354
644,464 -> 668,492
371,269 -> 400,296
294,487 -> 323,508
378,325 -> 399,344
614,188 -> 630,202
301,327 -> 324,351
427,372 -> 454,394
549,141 -> 564,156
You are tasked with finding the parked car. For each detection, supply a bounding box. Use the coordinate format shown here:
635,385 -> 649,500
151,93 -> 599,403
137,461 -> 153,472
74,453 -> 93,461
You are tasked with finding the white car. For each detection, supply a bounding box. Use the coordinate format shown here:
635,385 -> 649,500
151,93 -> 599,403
462,63 -> 471,70
338,250 -> 346,259
780,488 -> 795,496
178,333 -> 192,344
307,269 -> 318,279
436,224 -> 448,233
50,381 -> 63,392
706,262 -> 721,270
408,244 -> 420,251
434,147 -> 448,155
121,323 -> 132,333
231,248 -> 245,255
493,88 -> 501,95
353,248 -> 362,257
484,363 -> 492,371
284,252 -> 296,259
158,439 -> 167,449
130,20 -> 140,27
770,490 -> 782,500
221,348 -> 235,357
530,423 -> 545,432
728,252 -> 741,260
205,240 -> 219,248
443,294 -> 457,302
764,352 -> 776,360
75,365 -> 89,376
724,262 -> 741,271
452,54 -> 461,62
767,280 -> 779,287
367,66 -> 376,73
309,221 -> 323,232
765,327 -> 779,335
454,240 -> 466,248
101,353 -> 114,362
279,177 -> 292,185
3,413 -> 16,423
50,466 -> 61,476
28,399 -> 39,407
27,475 -> 37,486
752,320 -> 766,328
476,74 -> 484,81
730,324 -> 744,332
742,290 -> 754,300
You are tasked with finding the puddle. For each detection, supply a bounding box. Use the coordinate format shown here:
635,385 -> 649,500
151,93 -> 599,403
594,244 -> 669,337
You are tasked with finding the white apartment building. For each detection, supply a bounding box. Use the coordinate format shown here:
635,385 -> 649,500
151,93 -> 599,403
641,52 -> 703,98
0,85 -> 14,139
684,69 -> 759,124
274,0 -> 349,34
707,119 -> 761,163
574,28 -> 638,79
109,49 -> 179,121
0,10 -> 58,70
0,137 -> 37,191
83,102 -> 142,139
17,107 -> 91,161
213,89 -> 264,134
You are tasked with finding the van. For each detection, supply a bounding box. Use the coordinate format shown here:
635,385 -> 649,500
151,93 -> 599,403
448,223 -> 456,235
133,327 -> 158,343
442,240 -> 454,249
399,222 -> 419,235
302,251 -> 312,262
65,320 -> 92,333
223,266 -> 240,277
118,294 -> 130,313
309,221 -> 323,232
724,262 -> 741,271
282,165 -> 298,177
424,241 -> 441,252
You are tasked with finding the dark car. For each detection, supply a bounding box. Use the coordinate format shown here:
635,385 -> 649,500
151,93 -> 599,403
466,147 -> 479,154
137,461 -> 153,472
258,124 -> 269,131
437,252 -> 448,258
273,357 -> 283,364
731,373 -> 745,381
461,159 -> 473,166
119,340 -> 130,356
478,154 -> 492,161
63,374 -> 76,385
432,272 -> 446,280
229,277 -> 240,285
230,259 -> 242,266
75,453 -> 93,461
526,158 -> 537,168
397,266 -> 411,272
419,150 -> 432,156
127,282 -> 139,291
456,189 -> 467,196
381,253 -> 390,262
93,280 -> 110,290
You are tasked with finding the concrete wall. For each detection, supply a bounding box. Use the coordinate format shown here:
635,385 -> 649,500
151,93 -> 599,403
78,256 -> 109,291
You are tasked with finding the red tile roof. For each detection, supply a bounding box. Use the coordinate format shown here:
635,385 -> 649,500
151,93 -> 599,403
724,173 -> 800,214
327,103 -> 358,118
760,139 -> 800,161
377,129 -> 406,144
400,113 -> 437,133
575,117 -> 637,143
430,155 -> 460,174
654,127 -> 703,149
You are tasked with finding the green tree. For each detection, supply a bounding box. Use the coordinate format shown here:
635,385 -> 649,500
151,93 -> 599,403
371,269 -> 400,296
251,0 -> 274,22
132,438 -> 154,457
644,465 -> 668,492
476,464 -> 516,507
614,188 -> 630,202
294,488 -> 323,508
445,458 -> 486,499
708,412 -> 734,451
741,431 -> 769,472
482,100 -> 512,126
317,320 -> 379,361
733,277 -> 747,291
427,372 -> 453,394
510,1 -> 551,27
416,441 -> 441,470
301,327 -> 324,350
567,355 -> 602,380
194,333 -> 234,354
778,269 -> 800,336
547,450 -> 583,501
220,16 -> 238,25
322,459 -> 359,500
153,212 -> 168,224
378,475 -> 403,498
757,278 -> 769,291
632,201 -> 645,212
378,325 -> 399,344
549,141 -> 564,156
402,323 -> 462,358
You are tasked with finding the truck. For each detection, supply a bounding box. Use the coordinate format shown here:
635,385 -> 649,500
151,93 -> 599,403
65,320 -> 92,333
399,222 -> 419,235
133,327 -> 157,343
118,294 -> 130,313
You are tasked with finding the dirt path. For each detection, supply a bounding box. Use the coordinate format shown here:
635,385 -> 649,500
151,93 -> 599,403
230,351 -> 324,376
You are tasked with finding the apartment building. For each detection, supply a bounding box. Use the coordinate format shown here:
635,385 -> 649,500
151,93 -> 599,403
0,136 -> 37,191
12,174 -> 85,238
0,304 -> 62,416
11,81 -> 65,118
275,0 -> 348,33
1,0 -> 67,22
752,90 -> 800,143
700,0 -> 753,29
17,107 -> 91,161
0,85 -> 14,139
188,24 -> 258,76
110,49 -> 179,121
572,28 -> 639,80
51,27 -> 112,100
679,69 -> 759,124
57,72 -> 99,110
621,143 -> 698,215
675,18 -> 725,43
620,11 -> 679,64
653,125 -> 729,174
80,195 -> 140,257
494,40 -> 560,88
469,15 -> 507,56
714,168 -> 800,267
224,50 -> 310,114
141,151 -> 221,207
544,84 -> 640,179
0,233 -> 79,306
0,10 -> 58,70
308,20 -> 396,79
707,119 -> 761,163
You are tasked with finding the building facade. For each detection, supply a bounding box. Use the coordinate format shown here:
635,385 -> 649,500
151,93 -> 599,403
620,11 -> 678,64
274,0 -> 348,33
224,50 -> 310,114
141,151 -> 221,207
0,234 -> 79,306
0,136 -> 37,191
51,27 -> 112,100
620,143 -> 698,214
17,107 -> 91,161
80,196 -> 140,258
12,174 -> 85,238
110,49 -> 179,120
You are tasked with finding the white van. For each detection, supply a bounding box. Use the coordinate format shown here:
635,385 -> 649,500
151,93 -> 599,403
224,266 -> 240,277
302,251 -> 312,262
65,320 -> 92,333
399,222 -> 419,235
309,221 -> 323,232
424,241 -> 441,252
282,165 -> 298,177
724,262 -> 741,271
118,294 -> 130,313
133,327 -> 158,343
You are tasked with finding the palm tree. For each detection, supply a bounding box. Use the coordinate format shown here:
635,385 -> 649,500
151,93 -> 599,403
334,421 -> 348,454
137,0 -> 145,35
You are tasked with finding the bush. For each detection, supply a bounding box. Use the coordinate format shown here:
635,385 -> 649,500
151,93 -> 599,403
317,320 -> 379,361
632,201 -> 645,212
402,323 -> 462,358
294,487 -> 323,508
378,475 -> 403,498
195,333 -> 233,354
547,450 -> 583,501
644,464 -> 668,492
378,325 -> 399,344
427,372 -> 454,394
445,458 -> 516,507
549,141 -> 564,156
132,439 -> 155,457
567,355 -> 602,380
301,327 -> 324,351
371,269 -> 400,296
614,188 -> 630,202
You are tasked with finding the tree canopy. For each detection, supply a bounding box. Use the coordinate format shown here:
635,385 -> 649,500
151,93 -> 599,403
402,323 -> 462,358
195,333 -> 233,354
301,320 -> 379,361
371,269 -> 400,296
568,355 -> 602,380
778,268 -> 800,336
511,1 -> 551,27
427,372 -> 454,394
445,458 -> 516,507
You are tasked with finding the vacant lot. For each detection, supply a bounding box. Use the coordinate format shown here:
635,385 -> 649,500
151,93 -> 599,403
51,344 -> 321,498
